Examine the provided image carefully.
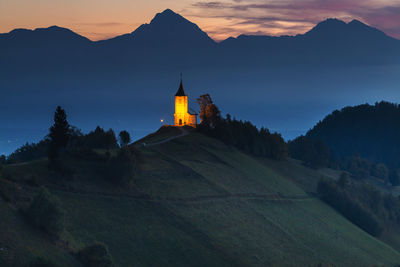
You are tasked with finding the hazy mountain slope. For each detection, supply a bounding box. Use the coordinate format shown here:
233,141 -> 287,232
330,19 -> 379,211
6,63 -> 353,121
306,101 -> 400,167
219,18 -> 400,65
1,129 -> 400,266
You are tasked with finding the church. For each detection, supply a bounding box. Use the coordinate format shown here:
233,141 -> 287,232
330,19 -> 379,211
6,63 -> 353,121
174,79 -> 197,127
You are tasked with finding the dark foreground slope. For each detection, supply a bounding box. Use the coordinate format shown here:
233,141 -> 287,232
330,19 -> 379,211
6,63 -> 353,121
1,128 -> 400,266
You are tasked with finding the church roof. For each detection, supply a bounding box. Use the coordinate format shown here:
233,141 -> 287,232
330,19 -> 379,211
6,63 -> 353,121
175,80 -> 186,96
188,108 -> 198,115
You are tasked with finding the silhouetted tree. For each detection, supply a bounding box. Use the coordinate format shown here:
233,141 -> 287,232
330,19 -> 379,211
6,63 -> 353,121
288,136 -> 332,168
0,155 -> 6,164
119,131 -> 131,147
81,127 -> 118,150
48,106 -> 70,159
8,140 -> 50,164
197,94 -> 221,128
197,94 -> 212,123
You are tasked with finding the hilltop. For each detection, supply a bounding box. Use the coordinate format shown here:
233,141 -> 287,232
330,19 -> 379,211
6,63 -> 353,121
1,127 -> 400,266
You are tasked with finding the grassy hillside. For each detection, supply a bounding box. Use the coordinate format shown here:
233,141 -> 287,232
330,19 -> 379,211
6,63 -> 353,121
1,127 -> 400,266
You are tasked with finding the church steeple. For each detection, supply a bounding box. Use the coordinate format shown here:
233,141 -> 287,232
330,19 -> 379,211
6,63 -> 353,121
175,74 -> 186,96
175,81 -> 186,96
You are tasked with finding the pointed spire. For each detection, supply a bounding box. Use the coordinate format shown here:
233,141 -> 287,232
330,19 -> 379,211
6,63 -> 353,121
175,73 -> 186,96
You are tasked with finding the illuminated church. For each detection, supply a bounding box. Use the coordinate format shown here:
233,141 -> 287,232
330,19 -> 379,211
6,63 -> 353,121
174,79 -> 197,127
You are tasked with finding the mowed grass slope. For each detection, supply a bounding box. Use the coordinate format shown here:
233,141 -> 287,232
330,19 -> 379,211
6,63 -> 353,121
1,129 -> 400,266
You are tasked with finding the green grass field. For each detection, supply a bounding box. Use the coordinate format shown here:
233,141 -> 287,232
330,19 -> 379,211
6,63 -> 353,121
1,129 -> 400,266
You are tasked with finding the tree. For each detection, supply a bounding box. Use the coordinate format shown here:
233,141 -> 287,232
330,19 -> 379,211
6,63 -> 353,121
0,155 -> 6,164
118,131 -> 131,147
48,106 -> 70,159
197,94 -> 221,128
197,94 -> 213,123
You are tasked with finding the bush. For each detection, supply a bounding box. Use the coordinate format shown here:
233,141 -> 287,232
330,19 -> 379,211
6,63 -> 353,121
29,257 -> 58,267
104,148 -> 135,185
288,136 -> 333,168
77,243 -> 114,267
317,179 -> 383,236
199,117 -> 287,160
75,127 -> 118,150
25,187 -> 64,237
7,140 -> 50,164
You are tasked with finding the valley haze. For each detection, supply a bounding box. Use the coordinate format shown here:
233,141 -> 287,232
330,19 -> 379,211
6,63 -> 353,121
1,9 -> 400,155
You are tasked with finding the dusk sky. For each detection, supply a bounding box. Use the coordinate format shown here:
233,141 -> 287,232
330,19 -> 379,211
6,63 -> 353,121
1,0 -> 400,41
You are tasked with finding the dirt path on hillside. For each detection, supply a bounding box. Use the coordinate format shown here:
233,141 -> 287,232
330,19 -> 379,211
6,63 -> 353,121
52,188 -> 315,204
144,127 -> 188,147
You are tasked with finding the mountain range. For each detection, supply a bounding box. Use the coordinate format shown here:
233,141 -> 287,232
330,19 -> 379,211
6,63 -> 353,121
1,9 -> 400,155
1,9 -> 399,70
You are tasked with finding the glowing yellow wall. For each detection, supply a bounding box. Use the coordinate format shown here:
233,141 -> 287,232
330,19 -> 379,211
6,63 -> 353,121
174,96 -> 188,126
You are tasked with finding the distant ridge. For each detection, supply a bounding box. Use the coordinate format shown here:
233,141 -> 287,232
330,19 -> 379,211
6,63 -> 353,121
0,9 -> 399,69
1,10 -> 398,43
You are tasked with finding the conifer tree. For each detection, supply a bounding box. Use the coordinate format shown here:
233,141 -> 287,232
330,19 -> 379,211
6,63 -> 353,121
48,106 -> 70,159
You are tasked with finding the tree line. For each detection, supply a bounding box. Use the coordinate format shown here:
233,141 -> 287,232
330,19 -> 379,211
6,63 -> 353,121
289,101 -> 400,185
318,174 -> 400,237
288,136 -> 400,186
5,106 -> 132,164
196,94 -> 288,160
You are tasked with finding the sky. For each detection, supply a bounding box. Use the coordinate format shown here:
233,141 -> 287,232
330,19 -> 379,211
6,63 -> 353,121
0,0 -> 400,41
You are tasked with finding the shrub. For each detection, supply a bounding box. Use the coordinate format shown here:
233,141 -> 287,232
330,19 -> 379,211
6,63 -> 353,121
77,127 -> 118,150
199,118 -> 287,160
317,179 -> 383,236
25,187 -> 64,237
7,140 -> 50,164
288,136 -> 333,168
77,243 -> 114,267
104,148 -> 135,185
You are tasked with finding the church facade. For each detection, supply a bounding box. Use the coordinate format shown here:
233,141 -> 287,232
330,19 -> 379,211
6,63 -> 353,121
174,80 -> 197,127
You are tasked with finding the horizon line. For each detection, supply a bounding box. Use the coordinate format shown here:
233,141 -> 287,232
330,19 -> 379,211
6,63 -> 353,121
0,10 -> 396,42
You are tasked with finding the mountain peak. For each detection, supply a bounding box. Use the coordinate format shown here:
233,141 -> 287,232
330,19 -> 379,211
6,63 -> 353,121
309,18 -> 347,33
130,9 -> 216,46
304,17 -> 393,41
149,9 -> 194,27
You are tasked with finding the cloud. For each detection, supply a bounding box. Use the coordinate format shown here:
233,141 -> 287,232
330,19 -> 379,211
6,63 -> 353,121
186,0 -> 400,39
75,22 -> 127,28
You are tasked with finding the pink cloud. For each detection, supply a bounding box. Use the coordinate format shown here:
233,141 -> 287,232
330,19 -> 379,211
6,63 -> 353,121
187,0 -> 400,39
